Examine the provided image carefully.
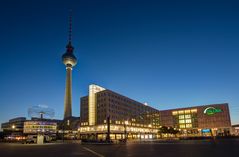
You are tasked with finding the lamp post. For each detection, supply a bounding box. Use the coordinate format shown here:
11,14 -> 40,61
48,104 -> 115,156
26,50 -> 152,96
106,116 -> 110,143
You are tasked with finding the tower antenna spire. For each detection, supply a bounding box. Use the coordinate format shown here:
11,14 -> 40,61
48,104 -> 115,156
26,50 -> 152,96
68,9 -> 72,44
66,10 -> 74,53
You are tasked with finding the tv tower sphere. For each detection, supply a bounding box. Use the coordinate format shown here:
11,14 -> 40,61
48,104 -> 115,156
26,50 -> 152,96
62,43 -> 77,67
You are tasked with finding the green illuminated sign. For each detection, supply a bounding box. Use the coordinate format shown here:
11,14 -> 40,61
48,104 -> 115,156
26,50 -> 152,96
204,107 -> 222,115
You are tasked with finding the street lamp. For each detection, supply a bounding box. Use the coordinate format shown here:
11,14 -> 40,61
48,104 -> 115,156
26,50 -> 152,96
12,125 -> 16,129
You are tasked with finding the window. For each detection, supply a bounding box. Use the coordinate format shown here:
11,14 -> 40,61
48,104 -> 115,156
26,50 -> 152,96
172,111 -> 178,115
178,110 -> 184,114
179,119 -> 185,124
185,119 -> 191,123
180,124 -> 185,128
186,124 -> 192,128
179,115 -> 184,119
185,114 -> 191,118
191,109 -> 197,113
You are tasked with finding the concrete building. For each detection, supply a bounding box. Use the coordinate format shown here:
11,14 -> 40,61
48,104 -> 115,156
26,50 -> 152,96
62,13 -> 77,119
79,85 -> 232,140
80,84 -> 160,140
159,103 -> 231,136
80,84 -> 159,126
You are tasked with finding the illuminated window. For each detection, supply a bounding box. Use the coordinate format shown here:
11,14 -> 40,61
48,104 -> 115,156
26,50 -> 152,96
186,124 -> 192,128
185,110 -> 190,114
179,115 -> 185,119
185,114 -> 191,118
180,124 -> 185,128
191,109 -> 197,113
178,110 -> 184,114
179,119 -> 185,124
185,119 -> 191,123
172,111 -> 178,115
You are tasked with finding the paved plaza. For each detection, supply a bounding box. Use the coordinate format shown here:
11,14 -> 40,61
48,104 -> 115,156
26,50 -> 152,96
0,139 -> 238,157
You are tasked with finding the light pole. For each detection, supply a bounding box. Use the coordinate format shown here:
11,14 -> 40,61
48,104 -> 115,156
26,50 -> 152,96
106,116 -> 110,143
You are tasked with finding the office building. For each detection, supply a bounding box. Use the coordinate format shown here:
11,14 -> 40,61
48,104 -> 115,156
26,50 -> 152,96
1,117 -> 26,135
159,103 -> 231,136
80,84 -> 160,140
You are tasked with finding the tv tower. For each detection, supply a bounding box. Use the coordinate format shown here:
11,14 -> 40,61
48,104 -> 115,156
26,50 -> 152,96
62,12 -> 77,119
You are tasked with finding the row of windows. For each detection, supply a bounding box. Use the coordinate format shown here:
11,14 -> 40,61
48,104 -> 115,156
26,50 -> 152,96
97,100 -> 151,113
179,119 -> 192,124
25,125 -> 56,129
172,109 -> 197,115
81,122 -> 88,126
179,124 -> 192,128
179,114 -> 191,119
97,94 -> 156,113
97,92 -> 139,105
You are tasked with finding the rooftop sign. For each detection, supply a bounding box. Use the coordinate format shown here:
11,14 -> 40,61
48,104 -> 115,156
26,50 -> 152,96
204,107 -> 222,115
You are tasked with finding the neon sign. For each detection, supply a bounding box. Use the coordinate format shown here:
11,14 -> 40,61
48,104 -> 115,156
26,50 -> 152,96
204,107 -> 222,115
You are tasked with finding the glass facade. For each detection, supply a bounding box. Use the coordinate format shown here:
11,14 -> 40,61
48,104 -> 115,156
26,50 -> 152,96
172,109 -> 198,129
23,121 -> 57,134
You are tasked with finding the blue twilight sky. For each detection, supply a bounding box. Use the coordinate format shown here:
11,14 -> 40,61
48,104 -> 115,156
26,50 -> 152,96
0,0 -> 239,126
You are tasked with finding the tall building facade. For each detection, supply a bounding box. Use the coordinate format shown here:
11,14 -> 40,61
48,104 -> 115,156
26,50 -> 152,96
81,85 -> 160,126
62,14 -> 77,119
80,84 -> 161,140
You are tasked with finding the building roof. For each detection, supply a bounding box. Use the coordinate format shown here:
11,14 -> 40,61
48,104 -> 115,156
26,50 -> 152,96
159,103 -> 229,112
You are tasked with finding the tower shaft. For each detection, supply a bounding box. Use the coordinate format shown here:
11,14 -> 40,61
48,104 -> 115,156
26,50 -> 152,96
64,66 -> 73,119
